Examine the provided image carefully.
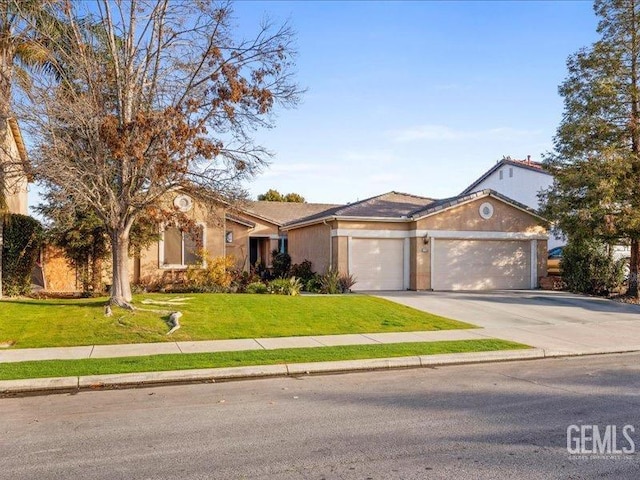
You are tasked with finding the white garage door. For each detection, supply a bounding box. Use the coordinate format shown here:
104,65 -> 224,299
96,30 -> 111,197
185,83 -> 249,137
432,239 -> 532,291
350,238 -> 404,291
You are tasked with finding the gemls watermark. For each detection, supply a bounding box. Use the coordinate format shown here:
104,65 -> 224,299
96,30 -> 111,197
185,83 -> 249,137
567,424 -> 636,459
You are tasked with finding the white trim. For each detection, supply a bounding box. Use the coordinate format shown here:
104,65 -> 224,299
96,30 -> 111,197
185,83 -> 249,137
421,230 -> 548,240
332,228 -> 547,241
430,237 -> 435,290
403,238 -> 410,289
530,239 -> 538,288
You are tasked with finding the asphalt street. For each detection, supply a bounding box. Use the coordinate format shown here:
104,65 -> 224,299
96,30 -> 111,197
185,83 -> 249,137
3,353 -> 640,479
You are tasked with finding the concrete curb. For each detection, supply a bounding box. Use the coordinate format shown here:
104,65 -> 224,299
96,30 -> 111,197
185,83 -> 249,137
2,347 -> 639,395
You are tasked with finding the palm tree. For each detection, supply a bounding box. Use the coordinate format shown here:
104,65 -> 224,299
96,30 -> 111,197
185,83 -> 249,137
0,0 -> 59,298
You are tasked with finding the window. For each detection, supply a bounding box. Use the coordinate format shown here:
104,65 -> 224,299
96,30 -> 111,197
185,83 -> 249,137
509,167 -> 513,178
161,225 -> 203,267
279,237 -> 288,253
499,170 -> 503,180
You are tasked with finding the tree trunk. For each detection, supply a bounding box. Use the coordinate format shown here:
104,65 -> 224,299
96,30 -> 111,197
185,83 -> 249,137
110,229 -> 134,308
628,238 -> 639,298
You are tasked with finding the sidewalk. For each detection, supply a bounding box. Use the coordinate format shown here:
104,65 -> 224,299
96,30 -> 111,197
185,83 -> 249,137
0,329 -> 488,363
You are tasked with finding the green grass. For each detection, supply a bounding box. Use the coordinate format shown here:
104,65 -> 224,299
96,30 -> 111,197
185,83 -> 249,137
0,339 -> 528,380
0,294 -> 474,349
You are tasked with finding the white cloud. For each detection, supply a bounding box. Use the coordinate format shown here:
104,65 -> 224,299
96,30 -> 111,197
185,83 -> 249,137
389,124 -> 542,143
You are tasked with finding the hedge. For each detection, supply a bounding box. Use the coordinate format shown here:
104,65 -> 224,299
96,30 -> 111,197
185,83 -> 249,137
2,214 -> 44,296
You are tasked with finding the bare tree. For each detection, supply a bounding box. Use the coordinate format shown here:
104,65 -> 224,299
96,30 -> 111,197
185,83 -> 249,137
18,0 -> 301,308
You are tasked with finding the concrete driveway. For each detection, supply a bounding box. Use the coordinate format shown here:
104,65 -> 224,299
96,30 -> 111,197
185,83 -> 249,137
377,290 -> 640,356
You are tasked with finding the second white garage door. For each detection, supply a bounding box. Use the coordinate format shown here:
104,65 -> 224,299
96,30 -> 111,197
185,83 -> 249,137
350,238 -> 404,291
432,239 -> 532,290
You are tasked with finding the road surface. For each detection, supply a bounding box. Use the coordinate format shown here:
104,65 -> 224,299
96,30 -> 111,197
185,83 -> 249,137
3,354 -> 640,479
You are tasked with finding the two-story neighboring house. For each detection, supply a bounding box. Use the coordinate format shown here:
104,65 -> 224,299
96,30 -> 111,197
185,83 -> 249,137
462,156 -> 564,249
1,117 -> 29,215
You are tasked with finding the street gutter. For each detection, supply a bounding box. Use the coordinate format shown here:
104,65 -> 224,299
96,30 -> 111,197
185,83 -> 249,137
3,346 -> 640,396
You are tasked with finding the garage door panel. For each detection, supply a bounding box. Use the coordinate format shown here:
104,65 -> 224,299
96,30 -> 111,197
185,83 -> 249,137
433,239 -> 531,290
351,238 -> 404,291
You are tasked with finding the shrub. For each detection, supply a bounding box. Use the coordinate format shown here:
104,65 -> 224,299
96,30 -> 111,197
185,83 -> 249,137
271,250 -> 291,278
338,273 -> 357,293
268,277 -> 302,296
320,268 -> 341,294
304,274 -> 322,293
561,237 -> 625,295
2,214 -> 44,296
231,269 -> 260,293
245,281 -> 268,294
184,252 -> 235,292
290,259 -> 315,282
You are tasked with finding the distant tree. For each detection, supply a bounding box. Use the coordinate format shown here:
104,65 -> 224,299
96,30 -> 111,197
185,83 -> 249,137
541,0 -> 640,297
284,192 -> 305,203
258,189 -> 305,202
20,1 -> 301,308
258,189 -> 284,202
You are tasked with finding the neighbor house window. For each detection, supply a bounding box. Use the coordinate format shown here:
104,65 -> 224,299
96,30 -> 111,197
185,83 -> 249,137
162,225 -> 203,267
499,170 -> 503,180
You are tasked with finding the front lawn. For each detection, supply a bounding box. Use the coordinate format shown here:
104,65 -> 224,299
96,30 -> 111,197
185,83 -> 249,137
0,294 -> 474,348
0,339 -> 526,380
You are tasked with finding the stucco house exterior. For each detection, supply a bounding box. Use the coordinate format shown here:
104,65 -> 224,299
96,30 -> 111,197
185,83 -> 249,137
461,156 -> 563,249
282,190 -> 548,291
133,195 -> 338,286
44,187 -> 549,293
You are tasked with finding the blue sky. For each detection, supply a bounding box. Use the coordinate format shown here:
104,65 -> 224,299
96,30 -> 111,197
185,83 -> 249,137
24,1 -> 600,210
229,0 -> 600,204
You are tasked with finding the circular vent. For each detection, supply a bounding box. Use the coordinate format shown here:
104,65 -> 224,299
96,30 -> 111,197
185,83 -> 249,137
174,194 -> 193,212
479,202 -> 494,220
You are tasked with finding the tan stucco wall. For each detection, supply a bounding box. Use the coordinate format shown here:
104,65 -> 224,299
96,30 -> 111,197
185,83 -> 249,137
137,196 -> 226,286
335,220 -> 409,231
333,236 -> 349,274
411,237 -> 432,290
2,124 -> 28,215
236,212 -> 279,237
288,222 -> 332,274
415,197 -> 546,234
224,219 -> 251,269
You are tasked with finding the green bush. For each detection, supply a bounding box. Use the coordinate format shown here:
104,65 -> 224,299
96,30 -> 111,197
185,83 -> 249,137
268,277 -> 302,296
320,268 -> 341,294
2,214 -> 44,296
290,259 -> 315,282
304,274 -> 322,293
271,250 -> 291,278
245,281 -> 268,294
561,237 -> 625,295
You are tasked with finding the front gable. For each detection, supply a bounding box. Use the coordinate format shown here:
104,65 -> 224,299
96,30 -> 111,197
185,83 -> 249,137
415,195 -> 546,234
